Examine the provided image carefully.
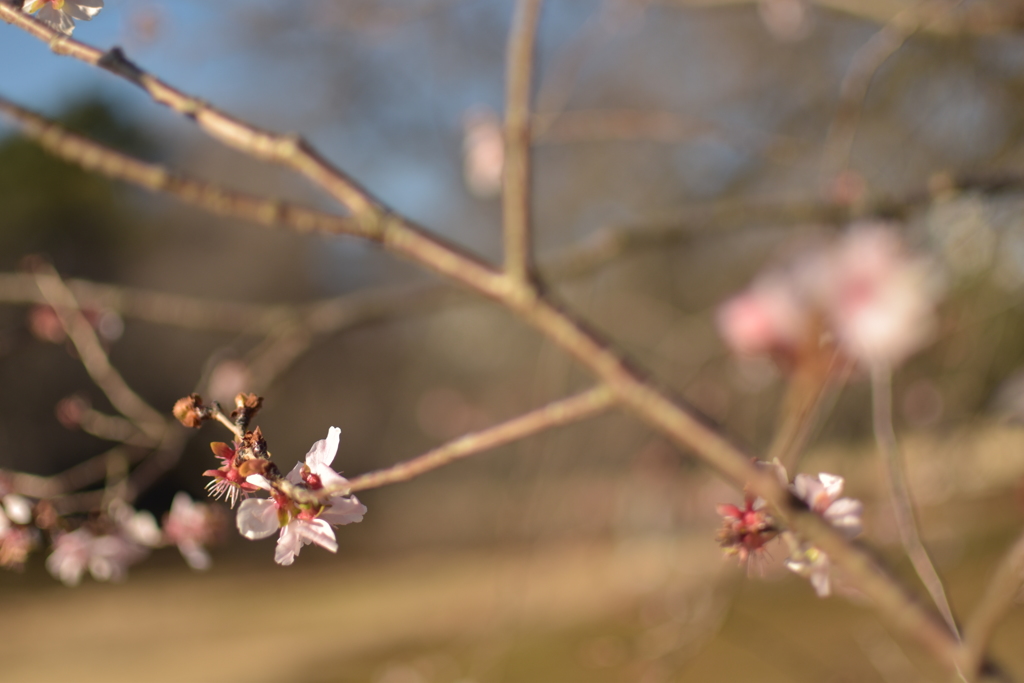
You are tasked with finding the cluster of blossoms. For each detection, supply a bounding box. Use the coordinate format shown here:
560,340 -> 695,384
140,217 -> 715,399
0,488 -> 222,587
21,0 -> 103,36
716,223 -> 943,370
175,393 -> 366,566
717,461 -> 863,597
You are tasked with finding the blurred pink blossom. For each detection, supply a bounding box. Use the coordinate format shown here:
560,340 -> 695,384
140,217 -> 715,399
46,527 -> 148,586
163,492 -> 221,570
716,274 -> 809,359
813,226 -> 942,368
462,107 -> 504,198
718,224 -> 942,369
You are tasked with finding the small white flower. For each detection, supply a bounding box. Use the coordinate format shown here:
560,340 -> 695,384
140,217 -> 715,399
22,0 -> 103,36
783,471 -> 864,597
236,427 -> 366,565
791,472 -> 863,538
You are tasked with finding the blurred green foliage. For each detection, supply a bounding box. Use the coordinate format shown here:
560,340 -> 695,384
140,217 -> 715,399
0,98 -> 156,274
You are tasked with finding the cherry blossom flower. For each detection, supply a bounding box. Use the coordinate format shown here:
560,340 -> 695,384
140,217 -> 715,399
716,274 -> 810,361
812,226 -> 943,368
717,223 -> 943,370
791,472 -> 863,538
46,528 -> 148,586
236,427 -> 366,566
204,441 -> 260,508
716,496 -> 777,565
45,502 -> 157,586
22,0 -> 103,36
782,535 -> 832,597
162,492 -> 222,570
783,472 -> 863,597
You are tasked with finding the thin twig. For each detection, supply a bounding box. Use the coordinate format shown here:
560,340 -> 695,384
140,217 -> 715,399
767,351 -> 851,472
503,0 -> 544,284
344,384 -> 615,493
820,0 -> 958,185
660,0 -> 992,37
871,364 -> 960,639
961,528 -> 1024,676
1,12 -> 967,670
2,445 -> 141,499
33,265 -> 167,441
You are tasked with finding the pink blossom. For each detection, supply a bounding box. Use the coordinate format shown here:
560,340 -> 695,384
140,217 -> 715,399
783,471 -> 864,597
791,472 -> 863,537
163,492 -> 221,570
462,107 -> 504,198
46,528 -> 147,586
716,274 -> 810,359
812,226 -> 942,367
237,427 -> 366,565
717,224 -> 942,369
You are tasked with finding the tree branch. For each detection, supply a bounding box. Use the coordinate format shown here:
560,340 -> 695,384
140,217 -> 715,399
961,527 -> 1024,676
32,264 -> 167,441
503,0 -> 544,284
871,365 -> 960,639
345,384 -> 614,493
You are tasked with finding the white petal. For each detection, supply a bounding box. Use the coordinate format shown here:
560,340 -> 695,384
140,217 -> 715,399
2,494 -> 31,525
67,0 -> 103,19
178,540 -> 211,571
0,509 -> 10,537
285,461 -> 304,485
274,523 -> 303,565
304,427 -> 341,469
809,567 -> 831,597
246,474 -> 272,490
296,518 -> 338,553
818,473 -> 844,500
791,474 -> 820,503
37,6 -> 75,34
236,499 -> 279,540
319,496 -> 366,526
825,498 -> 863,537
313,465 -> 349,492
124,510 -> 162,547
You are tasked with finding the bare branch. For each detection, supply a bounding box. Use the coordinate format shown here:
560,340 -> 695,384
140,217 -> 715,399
961,528 -> 1024,676
344,385 -> 614,492
503,0 -> 544,284
32,265 -> 167,441
767,351 -> 852,472
0,95 -> 364,237
872,365 -> 960,639
820,0 -> 960,184
0,6 -> 505,299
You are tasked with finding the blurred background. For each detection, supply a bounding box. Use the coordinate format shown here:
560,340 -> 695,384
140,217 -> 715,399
5,0 -> 1024,680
